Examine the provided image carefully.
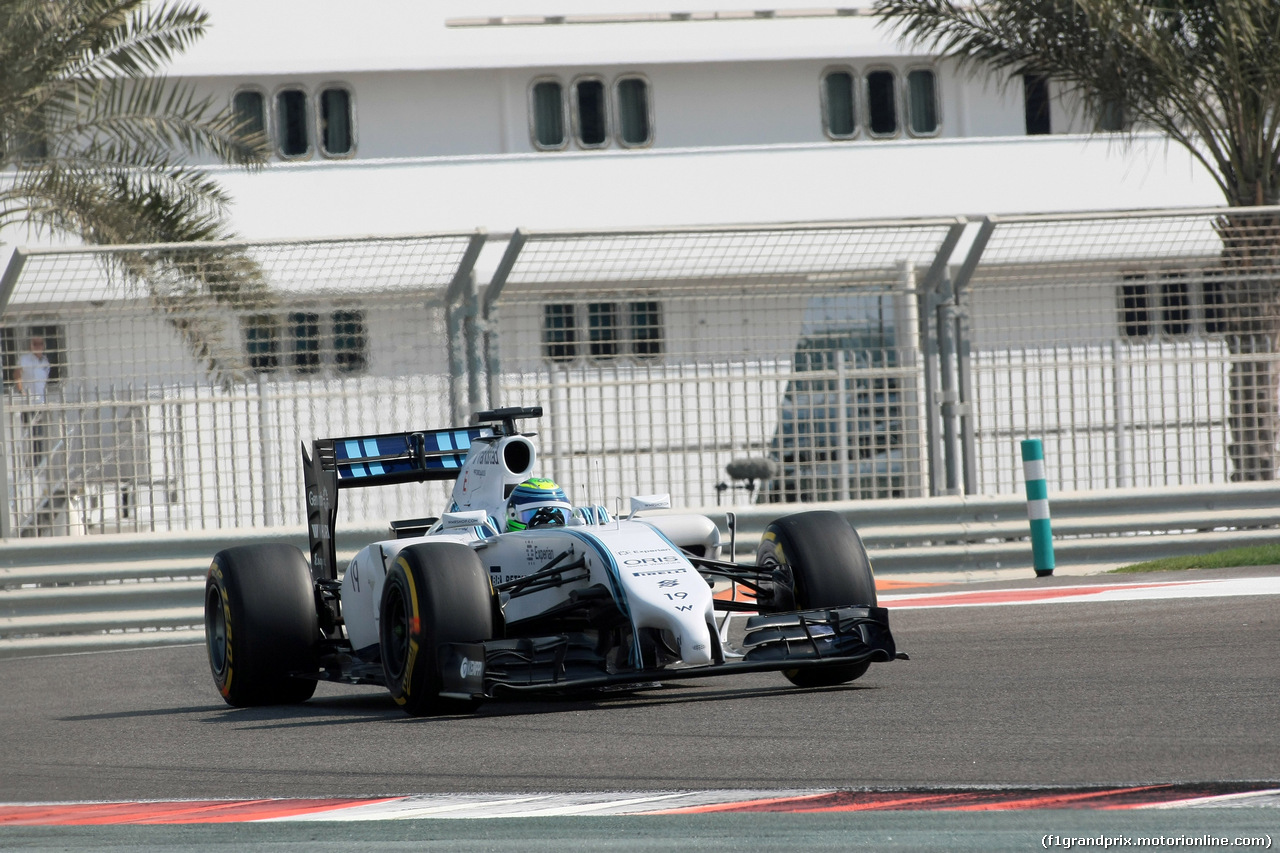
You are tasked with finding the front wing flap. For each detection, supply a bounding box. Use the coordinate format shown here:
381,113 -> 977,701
740,605 -> 897,664
441,605 -> 902,698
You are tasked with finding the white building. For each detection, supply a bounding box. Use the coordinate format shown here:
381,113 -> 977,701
147,0 -> 1222,242
0,1 -> 1241,535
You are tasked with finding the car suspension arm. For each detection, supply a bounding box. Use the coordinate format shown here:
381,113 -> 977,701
496,551 -> 591,599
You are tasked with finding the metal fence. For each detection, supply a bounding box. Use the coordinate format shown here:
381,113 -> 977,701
4,206 -> 1279,537
958,208 -> 1280,494
485,220 -> 962,506
0,232 -> 485,537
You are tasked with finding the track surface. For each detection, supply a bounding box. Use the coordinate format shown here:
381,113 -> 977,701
1,567 -> 1277,805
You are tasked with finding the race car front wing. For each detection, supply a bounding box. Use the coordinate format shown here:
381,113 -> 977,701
437,604 -> 905,699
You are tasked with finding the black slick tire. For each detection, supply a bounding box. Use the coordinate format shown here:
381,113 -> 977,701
205,544 -> 319,706
380,542 -> 493,716
757,510 -> 877,688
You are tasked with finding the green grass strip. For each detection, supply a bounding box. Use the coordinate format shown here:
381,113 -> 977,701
1110,544 -> 1280,573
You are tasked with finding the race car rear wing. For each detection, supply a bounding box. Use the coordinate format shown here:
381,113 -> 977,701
302,426 -> 493,580
300,407 -> 542,582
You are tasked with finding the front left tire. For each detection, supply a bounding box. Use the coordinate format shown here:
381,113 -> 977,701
757,510 -> 878,688
380,542 -> 493,716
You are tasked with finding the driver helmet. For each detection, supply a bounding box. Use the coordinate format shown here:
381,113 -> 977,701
507,478 -> 572,531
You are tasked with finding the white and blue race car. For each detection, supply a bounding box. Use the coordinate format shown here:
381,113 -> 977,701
204,407 -> 902,715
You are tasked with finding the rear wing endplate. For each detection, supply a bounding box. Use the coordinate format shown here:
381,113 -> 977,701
302,426 -> 493,581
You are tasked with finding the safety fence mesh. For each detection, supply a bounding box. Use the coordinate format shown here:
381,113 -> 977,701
965,209 -> 1280,493
1,233 -> 484,536
5,207 -> 1280,537
487,221 -> 962,507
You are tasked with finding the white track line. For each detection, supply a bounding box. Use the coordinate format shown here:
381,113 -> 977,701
880,576 -> 1280,609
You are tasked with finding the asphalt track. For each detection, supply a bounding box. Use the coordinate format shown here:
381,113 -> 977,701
1,567 -> 1277,850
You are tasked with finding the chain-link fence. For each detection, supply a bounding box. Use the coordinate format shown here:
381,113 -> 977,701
958,208 -> 1280,494
485,221 -> 963,506
4,207 -> 1279,537
1,233 -> 485,536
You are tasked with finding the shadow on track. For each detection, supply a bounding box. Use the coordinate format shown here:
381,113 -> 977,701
63,675 -> 880,731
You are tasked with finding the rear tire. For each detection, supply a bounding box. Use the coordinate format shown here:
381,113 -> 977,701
205,544 -> 319,706
757,510 -> 877,688
380,542 -> 493,716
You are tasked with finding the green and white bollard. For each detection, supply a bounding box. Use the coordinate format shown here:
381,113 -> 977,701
1021,439 -> 1055,577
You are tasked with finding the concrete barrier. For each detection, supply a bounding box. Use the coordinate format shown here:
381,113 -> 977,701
4,483 -> 1279,658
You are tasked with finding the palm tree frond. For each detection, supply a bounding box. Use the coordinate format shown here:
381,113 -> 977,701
0,0 -> 269,384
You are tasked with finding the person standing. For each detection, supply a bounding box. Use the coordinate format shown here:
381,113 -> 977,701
16,335 -> 51,465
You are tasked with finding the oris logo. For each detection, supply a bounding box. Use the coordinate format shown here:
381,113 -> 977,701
622,555 -> 681,566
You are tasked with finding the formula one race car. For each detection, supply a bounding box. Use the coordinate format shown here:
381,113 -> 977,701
204,407 -> 902,715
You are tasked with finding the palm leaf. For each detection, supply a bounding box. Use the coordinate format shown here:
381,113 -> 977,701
1,0 -> 271,383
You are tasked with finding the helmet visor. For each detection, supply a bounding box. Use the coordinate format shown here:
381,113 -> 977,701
514,503 -> 570,528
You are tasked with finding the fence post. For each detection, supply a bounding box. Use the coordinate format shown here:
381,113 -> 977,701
835,349 -> 850,501
463,272 -> 484,420
0,249 -> 30,540
445,295 -> 464,425
482,230 -> 526,410
257,374 -> 276,527
1021,438 -> 1055,577
920,287 -> 943,496
938,298 -> 960,495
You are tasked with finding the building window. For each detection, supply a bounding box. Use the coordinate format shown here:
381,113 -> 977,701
1202,270 -> 1227,335
333,309 -> 366,373
822,69 -> 857,139
906,69 -> 939,135
615,77 -> 652,147
1120,275 -> 1151,337
573,78 -> 609,147
245,314 -> 280,372
543,304 -> 578,361
1097,96 -> 1126,132
629,301 -> 663,357
318,86 -> 354,156
258,84 -> 356,160
0,327 -> 14,391
231,89 -> 267,146
2,323 -> 65,391
588,303 -> 619,358
865,70 -> 898,137
289,311 -> 321,373
531,80 -> 567,149
543,302 -> 664,362
823,69 -> 942,140
1119,273 -> 1195,339
1024,74 -> 1051,135
275,88 -> 311,158
532,74 -> 654,151
1160,274 -> 1191,336
243,310 -> 367,376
